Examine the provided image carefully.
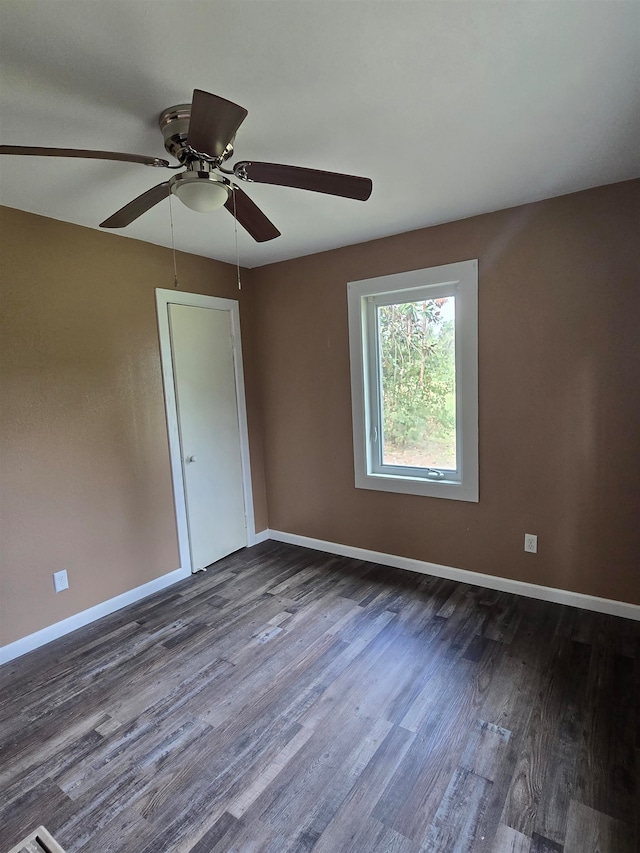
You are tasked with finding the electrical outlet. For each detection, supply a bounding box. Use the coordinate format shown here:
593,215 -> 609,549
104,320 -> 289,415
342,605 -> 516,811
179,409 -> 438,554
524,534 -> 538,554
53,569 -> 69,593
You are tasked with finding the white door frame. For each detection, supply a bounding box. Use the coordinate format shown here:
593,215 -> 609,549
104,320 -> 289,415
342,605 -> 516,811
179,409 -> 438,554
156,288 -> 257,575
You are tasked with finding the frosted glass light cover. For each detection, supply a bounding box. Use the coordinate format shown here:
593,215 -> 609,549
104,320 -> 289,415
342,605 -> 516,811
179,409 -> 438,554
173,179 -> 229,212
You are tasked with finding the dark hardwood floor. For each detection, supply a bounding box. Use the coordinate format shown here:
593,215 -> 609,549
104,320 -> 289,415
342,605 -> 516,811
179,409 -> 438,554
1,541 -> 638,853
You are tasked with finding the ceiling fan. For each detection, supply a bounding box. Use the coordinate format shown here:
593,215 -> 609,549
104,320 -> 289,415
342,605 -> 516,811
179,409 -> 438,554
0,89 -> 373,242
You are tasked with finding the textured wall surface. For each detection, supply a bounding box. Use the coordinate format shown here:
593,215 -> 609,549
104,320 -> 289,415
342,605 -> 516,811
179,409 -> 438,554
2,180 -> 638,650
0,208 -> 267,646
249,180 -> 640,605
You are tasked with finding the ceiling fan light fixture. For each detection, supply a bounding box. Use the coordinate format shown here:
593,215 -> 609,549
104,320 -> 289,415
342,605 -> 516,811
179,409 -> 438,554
170,171 -> 231,212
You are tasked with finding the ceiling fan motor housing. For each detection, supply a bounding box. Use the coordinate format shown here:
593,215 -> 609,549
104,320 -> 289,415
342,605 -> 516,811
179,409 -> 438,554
159,104 -> 192,162
159,103 -> 234,165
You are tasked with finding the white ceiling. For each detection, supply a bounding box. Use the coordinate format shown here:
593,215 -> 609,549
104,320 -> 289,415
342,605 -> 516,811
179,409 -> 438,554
1,1 -> 638,268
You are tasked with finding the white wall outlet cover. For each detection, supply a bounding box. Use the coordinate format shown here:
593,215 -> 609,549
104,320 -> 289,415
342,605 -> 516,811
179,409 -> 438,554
53,570 -> 69,592
524,534 -> 538,554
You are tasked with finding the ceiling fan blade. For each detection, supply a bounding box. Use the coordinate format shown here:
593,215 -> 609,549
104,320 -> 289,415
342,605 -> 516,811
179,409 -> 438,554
187,89 -> 248,159
224,186 -> 280,242
100,181 -> 171,228
0,145 -> 169,167
234,161 -> 373,201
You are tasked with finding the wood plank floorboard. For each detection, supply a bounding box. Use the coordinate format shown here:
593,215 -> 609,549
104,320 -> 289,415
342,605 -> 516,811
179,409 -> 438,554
1,541 -> 638,852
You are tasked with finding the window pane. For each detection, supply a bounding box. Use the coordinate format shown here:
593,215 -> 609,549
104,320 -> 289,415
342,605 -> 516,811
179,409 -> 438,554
377,296 -> 456,470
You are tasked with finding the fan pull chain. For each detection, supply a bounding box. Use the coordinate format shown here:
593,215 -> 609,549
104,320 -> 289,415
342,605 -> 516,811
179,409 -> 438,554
233,187 -> 241,290
168,192 -> 179,288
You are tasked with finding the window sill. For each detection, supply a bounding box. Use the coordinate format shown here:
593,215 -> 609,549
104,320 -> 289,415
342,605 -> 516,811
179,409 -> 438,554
355,470 -> 479,502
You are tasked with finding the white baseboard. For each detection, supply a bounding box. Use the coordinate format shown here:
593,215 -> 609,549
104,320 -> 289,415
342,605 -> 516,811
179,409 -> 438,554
267,529 -> 640,622
5,529 -> 638,666
1,532 -> 280,665
0,566 -> 190,665
253,528 -> 270,545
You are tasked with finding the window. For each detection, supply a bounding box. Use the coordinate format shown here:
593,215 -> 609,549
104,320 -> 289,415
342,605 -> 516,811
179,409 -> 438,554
348,260 -> 478,501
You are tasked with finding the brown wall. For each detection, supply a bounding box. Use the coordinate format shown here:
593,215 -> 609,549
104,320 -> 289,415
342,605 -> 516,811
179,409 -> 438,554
0,207 -> 267,646
2,180 -> 638,650
249,180 -> 640,605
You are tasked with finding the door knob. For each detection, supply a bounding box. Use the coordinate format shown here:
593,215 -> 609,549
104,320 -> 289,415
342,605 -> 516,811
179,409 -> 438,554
186,455 -> 197,463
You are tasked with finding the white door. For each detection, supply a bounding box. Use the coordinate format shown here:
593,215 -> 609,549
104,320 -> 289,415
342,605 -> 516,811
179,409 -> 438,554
168,303 -> 247,570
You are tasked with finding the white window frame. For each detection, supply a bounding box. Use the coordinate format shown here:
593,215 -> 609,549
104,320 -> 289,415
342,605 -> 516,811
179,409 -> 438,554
348,259 -> 478,502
